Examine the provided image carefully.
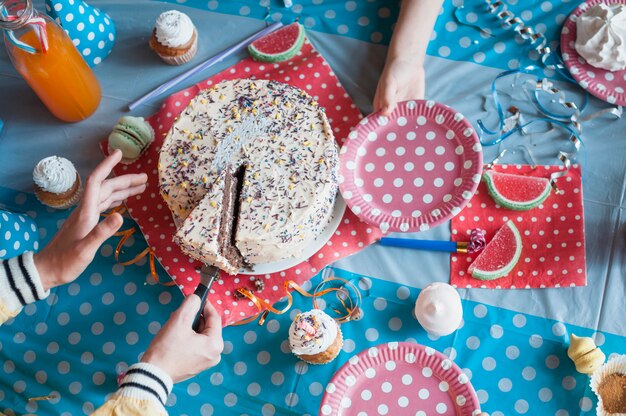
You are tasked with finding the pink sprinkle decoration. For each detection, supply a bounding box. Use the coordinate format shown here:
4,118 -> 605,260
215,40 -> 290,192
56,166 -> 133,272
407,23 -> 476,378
468,229 -> 486,254
298,320 -> 317,336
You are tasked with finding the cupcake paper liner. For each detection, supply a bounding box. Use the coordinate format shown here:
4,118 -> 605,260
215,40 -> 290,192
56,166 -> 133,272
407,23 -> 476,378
591,354 -> 626,416
35,174 -> 83,210
159,29 -> 198,66
296,327 -> 344,365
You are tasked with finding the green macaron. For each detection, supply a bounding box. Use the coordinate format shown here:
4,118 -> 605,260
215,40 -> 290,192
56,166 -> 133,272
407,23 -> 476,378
108,116 -> 155,164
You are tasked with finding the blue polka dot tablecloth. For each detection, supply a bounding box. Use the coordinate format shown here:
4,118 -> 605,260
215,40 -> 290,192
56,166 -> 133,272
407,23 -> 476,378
0,209 -> 39,259
155,0 -> 580,74
0,185 -> 624,416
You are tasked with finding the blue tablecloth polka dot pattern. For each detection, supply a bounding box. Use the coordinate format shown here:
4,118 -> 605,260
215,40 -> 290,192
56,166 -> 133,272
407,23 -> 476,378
45,0 -> 116,67
0,185 -> 623,415
157,0 -> 580,74
0,208 -> 39,260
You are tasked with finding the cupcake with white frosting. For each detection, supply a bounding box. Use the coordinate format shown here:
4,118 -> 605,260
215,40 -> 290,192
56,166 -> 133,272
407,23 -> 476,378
288,309 -> 343,365
414,283 -> 463,337
575,3 -> 626,71
33,156 -> 82,209
149,10 -> 198,65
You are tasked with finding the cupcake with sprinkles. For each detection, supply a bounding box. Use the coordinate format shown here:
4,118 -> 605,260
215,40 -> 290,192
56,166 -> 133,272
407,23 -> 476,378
289,309 -> 343,365
149,10 -> 198,65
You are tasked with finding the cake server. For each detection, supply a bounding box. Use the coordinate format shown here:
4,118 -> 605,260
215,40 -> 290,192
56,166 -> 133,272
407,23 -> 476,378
192,264 -> 220,332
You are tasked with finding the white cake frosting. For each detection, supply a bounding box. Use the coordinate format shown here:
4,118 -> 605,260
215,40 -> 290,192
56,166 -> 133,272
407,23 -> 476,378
155,10 -> 195,48
414,283 -> 463,336
33,156 -> 77,194
159,79 -> 338,272
575,3 -> 626,71
289,309 -> 338,355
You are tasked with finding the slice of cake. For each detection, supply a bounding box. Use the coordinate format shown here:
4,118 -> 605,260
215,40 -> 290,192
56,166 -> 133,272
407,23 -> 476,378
174,169 -> 249,274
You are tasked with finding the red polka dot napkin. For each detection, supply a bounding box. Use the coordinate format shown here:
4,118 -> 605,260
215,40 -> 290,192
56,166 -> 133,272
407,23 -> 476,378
103,39 -> 382,325
450,164 -> 586,289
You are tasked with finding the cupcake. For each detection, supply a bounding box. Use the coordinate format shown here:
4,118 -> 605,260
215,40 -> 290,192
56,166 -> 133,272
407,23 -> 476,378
591,355 -> 626,415
108,116 -> 155,164
33,156 -> 82,209
289,309 -> 343,365
414,282 -> 463,337
149,10 -> 198,65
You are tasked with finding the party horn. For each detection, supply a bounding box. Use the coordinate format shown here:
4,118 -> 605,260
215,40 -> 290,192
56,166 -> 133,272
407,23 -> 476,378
379,229 -> 486,254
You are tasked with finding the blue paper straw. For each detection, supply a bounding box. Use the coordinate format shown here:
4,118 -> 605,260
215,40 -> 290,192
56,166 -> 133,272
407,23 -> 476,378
128,22 -> 284,111
379,238 -> 459,253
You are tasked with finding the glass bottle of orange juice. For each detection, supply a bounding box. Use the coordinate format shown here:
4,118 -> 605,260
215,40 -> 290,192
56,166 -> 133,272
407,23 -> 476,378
0,0 -> 101,122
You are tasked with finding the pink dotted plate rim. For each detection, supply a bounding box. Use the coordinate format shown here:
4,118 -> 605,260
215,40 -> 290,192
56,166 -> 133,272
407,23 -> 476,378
560,0 -> 626,106
320,342 -> 482,416
339,100 -> 483,233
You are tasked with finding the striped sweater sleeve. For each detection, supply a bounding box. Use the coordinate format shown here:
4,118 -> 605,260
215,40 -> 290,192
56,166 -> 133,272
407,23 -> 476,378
92,363 -> 173,415
0,252 -> 49,323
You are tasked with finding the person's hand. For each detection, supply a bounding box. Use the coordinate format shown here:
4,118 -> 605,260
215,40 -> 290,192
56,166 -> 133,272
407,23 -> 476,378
141,296 -> 223,383
373,57 -> 425,116
33,150 -> 147,291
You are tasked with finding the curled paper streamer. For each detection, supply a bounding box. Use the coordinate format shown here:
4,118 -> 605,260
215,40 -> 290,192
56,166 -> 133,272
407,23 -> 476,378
27,394 -> 58,402
484,0 -> 551,66
113,227 -> 174,287
476,65 -> 622,192
480,68 -> 622,191
232,271 -> 362,326
103,206 -> 175,287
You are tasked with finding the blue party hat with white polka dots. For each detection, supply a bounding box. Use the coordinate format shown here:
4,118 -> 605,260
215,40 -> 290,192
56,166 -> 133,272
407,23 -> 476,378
45,0 -> 115,67
0,210 -> 39,259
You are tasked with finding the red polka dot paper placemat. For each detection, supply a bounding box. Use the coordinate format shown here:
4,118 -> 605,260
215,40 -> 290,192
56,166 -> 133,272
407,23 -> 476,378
103,39 -> 382,325
450,164 -> 586,289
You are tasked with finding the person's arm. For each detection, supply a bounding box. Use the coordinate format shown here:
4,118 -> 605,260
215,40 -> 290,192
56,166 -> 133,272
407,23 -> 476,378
373,0 -> 445,115
0,150 -> 147,325
0,252 -> 49,322
93,296 -> 223,415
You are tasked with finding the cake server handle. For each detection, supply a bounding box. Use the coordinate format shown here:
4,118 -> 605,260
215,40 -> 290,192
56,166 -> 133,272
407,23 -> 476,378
192,265 -> 220,332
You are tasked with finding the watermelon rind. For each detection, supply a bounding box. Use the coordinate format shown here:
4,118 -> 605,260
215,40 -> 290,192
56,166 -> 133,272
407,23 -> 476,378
483,170 -> 551,211
470,220 -> 523,281
248,23 -> 305,63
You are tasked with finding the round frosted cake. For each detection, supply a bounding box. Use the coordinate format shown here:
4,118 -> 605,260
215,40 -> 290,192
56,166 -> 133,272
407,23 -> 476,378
158,79 -> 338,274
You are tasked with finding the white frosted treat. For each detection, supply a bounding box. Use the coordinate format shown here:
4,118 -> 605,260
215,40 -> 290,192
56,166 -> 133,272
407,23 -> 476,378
289,309 -> 339,356
155,10 -> 195,48
414,283 -> 463,336
159,79 -> 338,273
33,156 -> 77,194
575,3 -> 626,71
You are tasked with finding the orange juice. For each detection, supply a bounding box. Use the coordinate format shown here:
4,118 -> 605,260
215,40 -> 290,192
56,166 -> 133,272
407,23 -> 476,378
5,16 -> 101,122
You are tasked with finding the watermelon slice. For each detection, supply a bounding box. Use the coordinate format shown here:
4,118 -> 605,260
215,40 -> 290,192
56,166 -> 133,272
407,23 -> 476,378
483,170 -> 552,211
248,23 -> 305,63
468,220 -> 522,281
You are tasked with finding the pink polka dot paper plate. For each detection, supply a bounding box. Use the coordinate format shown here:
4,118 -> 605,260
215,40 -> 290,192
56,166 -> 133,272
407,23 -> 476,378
339,100 -> 483,233
320,342 -> 481,416
560,0 -> 626,106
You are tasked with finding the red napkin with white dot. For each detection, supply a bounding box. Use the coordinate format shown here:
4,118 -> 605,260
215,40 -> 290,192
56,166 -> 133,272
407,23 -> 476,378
450,164 -> 586,289
104,39 -> 383,325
